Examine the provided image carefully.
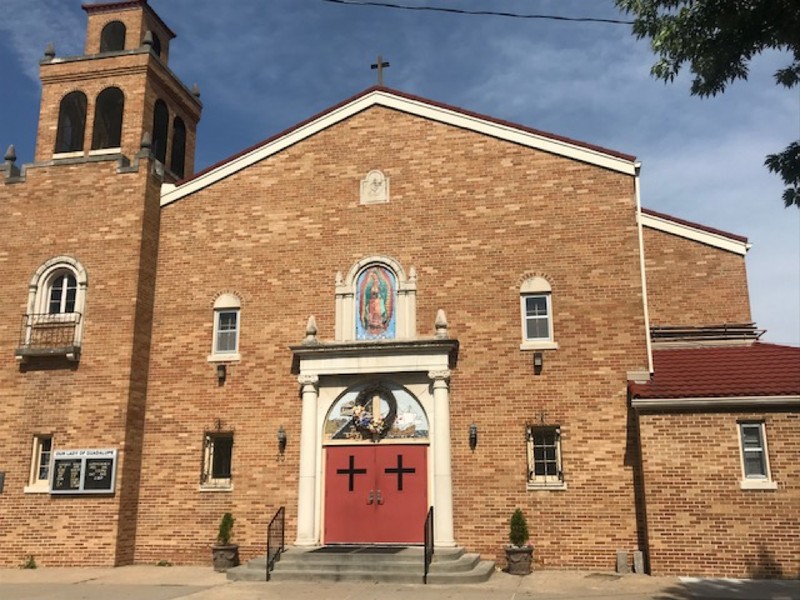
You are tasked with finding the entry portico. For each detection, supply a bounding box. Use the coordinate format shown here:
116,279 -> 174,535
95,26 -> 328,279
292,337 -> 458,547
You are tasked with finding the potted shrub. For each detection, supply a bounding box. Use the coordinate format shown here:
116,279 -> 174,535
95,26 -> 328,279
505,508 -> 533,575
211,512 -> 240,571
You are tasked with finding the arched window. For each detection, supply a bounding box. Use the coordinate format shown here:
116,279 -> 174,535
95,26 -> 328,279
48,271 -> 77,314
210,293 -> 241,360
55,91 -> 87,153
519,275 -> 556,348
99,21 -> 126,52
17,257 -> 88,361
152,99 -> 169,163
91,87 -> 124,150
151,32 -> 162,58
170,116 -> 186,178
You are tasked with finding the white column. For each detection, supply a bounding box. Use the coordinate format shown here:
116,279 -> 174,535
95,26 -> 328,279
429,369 -> 455,547
295,373 -> 319,546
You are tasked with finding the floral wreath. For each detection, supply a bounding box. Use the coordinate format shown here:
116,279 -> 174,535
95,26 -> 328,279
352,385 -> 397,438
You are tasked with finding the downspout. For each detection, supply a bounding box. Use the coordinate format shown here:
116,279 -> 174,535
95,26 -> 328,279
634,162 -> 654,374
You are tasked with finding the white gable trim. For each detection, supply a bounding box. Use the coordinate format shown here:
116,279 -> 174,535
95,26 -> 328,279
160,90 -> 636,206
639,211 -> 751,256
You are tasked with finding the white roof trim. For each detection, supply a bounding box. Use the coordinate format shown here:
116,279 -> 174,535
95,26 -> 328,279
161,89 -> 636,206
639,211 -> 751,256
632,395 -> 799,410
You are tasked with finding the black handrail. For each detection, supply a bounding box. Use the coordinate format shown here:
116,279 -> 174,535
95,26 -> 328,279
265,506 -> 285,581
423,506 -> 434,584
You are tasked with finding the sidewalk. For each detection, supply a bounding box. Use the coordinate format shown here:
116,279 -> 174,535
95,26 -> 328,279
0,565 -> 797,600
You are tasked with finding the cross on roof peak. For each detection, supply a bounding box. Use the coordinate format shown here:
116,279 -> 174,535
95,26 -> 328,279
371,55 -> 390,85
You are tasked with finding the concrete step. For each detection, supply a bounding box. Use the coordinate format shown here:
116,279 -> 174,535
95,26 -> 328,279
227,545 -> 495,584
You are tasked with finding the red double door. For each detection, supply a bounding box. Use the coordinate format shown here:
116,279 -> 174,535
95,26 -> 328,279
324,445 -> 428,544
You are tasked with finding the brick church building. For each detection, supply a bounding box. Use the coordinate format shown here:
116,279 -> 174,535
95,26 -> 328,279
1,0 -> 797,579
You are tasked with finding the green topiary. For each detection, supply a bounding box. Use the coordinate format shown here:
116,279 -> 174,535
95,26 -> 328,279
509,508 -> 529,547
217,513 -> 235,546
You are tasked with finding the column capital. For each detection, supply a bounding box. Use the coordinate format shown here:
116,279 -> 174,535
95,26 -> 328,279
297,373 -> 319,388
428,369 -> 451,382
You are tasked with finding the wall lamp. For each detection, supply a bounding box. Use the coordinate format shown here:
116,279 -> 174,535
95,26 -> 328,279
216,364 -> 226,385
277,425 -> 287,455
469,423 -> 478,452
533,352 -> 544,376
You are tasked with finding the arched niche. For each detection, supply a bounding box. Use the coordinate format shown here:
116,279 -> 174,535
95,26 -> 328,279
335,256 -> 417,341
323,381 -> 429,443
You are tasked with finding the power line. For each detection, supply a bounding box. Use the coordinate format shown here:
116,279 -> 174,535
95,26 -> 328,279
320,0 -> 635,24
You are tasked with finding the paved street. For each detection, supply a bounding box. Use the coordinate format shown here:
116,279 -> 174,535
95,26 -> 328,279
0,566 -> 798,600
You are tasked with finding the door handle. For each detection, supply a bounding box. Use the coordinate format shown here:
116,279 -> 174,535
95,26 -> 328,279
376,489 -> 384,505
367,490 -> 374,505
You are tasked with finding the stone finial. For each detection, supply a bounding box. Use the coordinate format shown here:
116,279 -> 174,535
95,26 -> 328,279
142,30 -> 154,50
191,83 -> 201,99
335,270 -> 343,286
4,144 -> 16,164
435,309 -> 448,339
303,315 -> 319,345
140,131 -> 152,150
43,43 -> 55,60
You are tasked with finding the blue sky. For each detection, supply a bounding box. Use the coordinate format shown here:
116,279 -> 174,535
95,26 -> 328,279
1,0 -> 798,344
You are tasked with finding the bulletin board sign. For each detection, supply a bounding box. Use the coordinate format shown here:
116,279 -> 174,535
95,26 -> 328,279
50,449 -> 117,495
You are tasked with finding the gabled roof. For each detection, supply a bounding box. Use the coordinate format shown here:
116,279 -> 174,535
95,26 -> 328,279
630,343 -> 800,404
161,86 -> 637,207
639,207 -> 751,255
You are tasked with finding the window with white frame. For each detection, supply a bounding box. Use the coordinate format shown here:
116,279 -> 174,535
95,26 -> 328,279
18,257 -> 87,360
201,432 -> 233,489
209,293 -> 241,361
527,425 -> 565,489
26,435 -> 53,492
738,421 -> 776,489
519,276 -> 556,349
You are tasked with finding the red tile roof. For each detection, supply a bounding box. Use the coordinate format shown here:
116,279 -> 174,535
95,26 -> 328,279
630,343 -> 800,399
641,208 -> 749,244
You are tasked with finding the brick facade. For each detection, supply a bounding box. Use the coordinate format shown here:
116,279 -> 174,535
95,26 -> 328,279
638,410 -> 800,577
0,0 -> 796,580
643,226 -> 751,326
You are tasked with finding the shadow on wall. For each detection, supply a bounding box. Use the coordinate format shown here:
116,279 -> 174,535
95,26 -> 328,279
654,546 -> 799,600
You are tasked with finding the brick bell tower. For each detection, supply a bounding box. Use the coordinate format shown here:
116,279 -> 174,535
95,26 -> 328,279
0,1 -> 202,568
35,0 -> 202,180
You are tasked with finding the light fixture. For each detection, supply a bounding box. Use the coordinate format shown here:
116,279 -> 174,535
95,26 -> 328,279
533,352 -> 544,375
277,425 -> 287,455
216,364 -> 226,384
469,423 -> 478,452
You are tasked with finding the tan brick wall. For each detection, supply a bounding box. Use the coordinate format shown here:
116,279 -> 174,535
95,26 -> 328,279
639,410 -> 800,578
643,226 -> 751,326
133,106 -> 650,569
0,158 -> 161,567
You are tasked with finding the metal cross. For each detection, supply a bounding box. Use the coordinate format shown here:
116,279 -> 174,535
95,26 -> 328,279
371,55 -> 390,86
337,455 -> 368,492
384,454 -> 415,491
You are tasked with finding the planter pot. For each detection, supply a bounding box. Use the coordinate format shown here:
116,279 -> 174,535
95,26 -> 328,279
506,545 -> 533,575
211,544 -> 240,572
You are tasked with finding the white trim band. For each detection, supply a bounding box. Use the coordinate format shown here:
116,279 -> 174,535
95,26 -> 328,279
632,395 -> 800,410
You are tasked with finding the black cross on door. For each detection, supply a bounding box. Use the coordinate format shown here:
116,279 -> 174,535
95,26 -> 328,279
384,453 -> 416,491
336,454 -> 368,492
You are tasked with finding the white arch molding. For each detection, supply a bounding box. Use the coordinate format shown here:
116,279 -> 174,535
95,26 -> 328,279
335,255 -> 417,341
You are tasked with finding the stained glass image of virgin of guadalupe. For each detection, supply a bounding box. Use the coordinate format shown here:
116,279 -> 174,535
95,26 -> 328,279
356,266 -> 396,339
